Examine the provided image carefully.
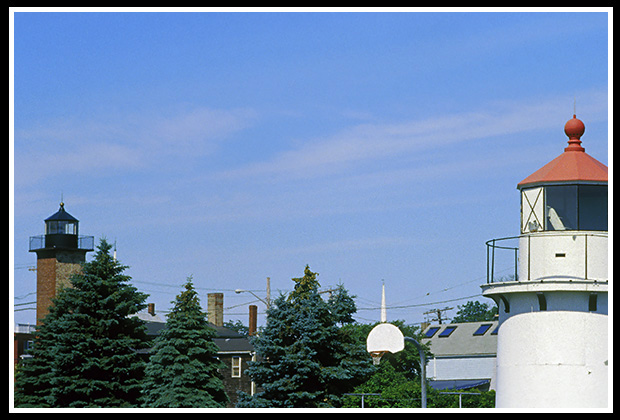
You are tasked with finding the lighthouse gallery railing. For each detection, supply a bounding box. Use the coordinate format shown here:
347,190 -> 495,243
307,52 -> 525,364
29,235 -> 95,252
486,232 -> 608,284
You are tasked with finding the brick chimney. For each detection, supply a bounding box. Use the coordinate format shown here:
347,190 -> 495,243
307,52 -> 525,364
207,293 -> 224,327
148,303 -> 155,316
249,305 -> 257,336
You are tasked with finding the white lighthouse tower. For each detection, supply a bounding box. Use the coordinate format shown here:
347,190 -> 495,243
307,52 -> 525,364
481,114 -> 608,408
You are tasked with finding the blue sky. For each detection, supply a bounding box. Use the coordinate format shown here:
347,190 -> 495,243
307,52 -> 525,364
11,9 -> 610,328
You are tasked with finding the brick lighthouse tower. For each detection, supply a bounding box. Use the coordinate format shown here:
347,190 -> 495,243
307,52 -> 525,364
481,114 -> 608,408
29,202 -> 94,323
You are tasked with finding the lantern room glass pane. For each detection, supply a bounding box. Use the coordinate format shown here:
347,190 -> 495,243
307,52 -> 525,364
578,185 -> 607,231
545,186 -> 577,230
45,220 -> 78,234
45,221 -> 57,234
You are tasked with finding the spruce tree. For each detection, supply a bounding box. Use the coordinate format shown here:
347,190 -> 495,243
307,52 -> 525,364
141,277 -> 228,408
13,317 -> 57,407
237,265 -> 374,408
14,239 -> 149,408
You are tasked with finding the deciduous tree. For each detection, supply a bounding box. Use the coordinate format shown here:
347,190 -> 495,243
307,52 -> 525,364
452,300 -> 498,323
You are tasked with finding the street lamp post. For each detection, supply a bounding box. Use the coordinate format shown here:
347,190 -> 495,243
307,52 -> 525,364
235,289 -> 271,309
404,336 -> 427,409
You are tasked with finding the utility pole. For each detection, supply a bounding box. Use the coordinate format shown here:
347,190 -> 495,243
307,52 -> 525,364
423,306 -> 453,324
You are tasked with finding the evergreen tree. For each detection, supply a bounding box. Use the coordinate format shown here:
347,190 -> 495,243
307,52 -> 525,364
13,318 -> 57,407
237,265 -> 374,408
141,277 -> 228,408
14,239 -> 149,408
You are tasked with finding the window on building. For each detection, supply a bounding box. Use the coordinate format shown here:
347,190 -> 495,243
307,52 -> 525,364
589,294 -> 598,312
537,293 -> 547,311
46,220 -> 78,235
23,340 -> 34,354
545,185 -> 607,231
46,221 -> 57,234
578,185 -> 607,231
473,324 -> 493,336
231,356 -> 242,378
424,327 -> 441,338
438,326 -> 457,337
545,185 -> 577,230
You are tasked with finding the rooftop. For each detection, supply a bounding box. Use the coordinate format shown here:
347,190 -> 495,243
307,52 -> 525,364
517,115 -> 608,189
421,321 -> 498,357
44,202 -> 79,222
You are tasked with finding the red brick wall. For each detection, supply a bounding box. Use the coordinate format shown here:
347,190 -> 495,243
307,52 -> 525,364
36,258 -> 57,323
36,252 -> 84,323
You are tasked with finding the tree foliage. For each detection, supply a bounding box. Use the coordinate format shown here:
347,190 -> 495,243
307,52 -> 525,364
237,265 -> 374,408
451,300 -> 498,323
14,239 -> 149,408
343,361 -> 496,408
341,321 -> 495,408
141,277 -> 228,408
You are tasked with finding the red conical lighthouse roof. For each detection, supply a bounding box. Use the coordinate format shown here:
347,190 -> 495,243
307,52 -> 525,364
517,115 -> 608,189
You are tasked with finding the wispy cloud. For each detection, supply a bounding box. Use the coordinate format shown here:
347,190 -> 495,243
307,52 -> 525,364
272,236 -> 414,257
145,89 -> 607,226
14,106 -> 257,186
215,89 -> 608,183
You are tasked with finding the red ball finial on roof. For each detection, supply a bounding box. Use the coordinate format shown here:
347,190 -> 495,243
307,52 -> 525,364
564,114 -> 585,152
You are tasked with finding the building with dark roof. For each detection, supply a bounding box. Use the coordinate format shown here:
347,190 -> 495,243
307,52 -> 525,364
135,301 -> 258,408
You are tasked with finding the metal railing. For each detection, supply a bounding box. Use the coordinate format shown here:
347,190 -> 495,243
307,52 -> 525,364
29,235 -> 95,252
486,236 -> 519,284
485,232 -> 608,284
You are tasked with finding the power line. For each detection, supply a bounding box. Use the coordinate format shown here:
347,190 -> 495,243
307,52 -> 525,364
14,301 -> 37,307
423,306 -> 453,324
132,279 -> 265,293
387,266 -> 513,307
14,292 -> 36,300
356,293 -> 482,311
14,307 -> 36,312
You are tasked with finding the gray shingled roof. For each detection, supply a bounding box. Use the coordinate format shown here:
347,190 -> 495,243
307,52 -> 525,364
421,321 -> 498,357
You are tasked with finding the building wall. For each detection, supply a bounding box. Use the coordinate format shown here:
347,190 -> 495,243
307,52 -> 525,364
36,257 -> 57,322
218,353 -> 255,408
495,311 -> 608,408
518,232 -> 607,282
495,289 -> 608,325
429,355 -> 496,382
35,252 -> 84,323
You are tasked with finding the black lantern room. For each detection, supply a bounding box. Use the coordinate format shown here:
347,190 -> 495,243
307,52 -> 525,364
43,202 -> 80,249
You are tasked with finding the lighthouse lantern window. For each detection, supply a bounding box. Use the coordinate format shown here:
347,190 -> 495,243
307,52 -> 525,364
544,185 -> 607,231
545,186 -> 577,231
577,185 -> 607,231
46,219 -> 78,235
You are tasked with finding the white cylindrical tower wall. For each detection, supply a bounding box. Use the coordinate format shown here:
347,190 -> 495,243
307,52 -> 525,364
482,114 -> 608,408
493,289 -> 607,325
495,311 -> 608,408
518,231 -> 608,282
